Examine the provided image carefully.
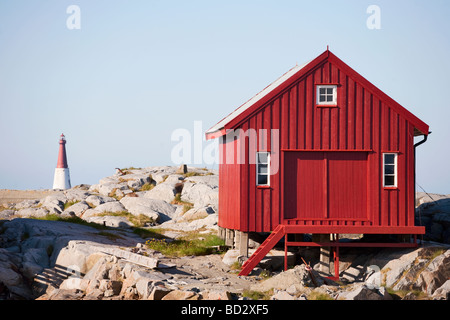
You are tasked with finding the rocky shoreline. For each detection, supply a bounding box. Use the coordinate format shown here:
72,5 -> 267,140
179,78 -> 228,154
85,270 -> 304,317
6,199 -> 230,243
0,166 -> 449,300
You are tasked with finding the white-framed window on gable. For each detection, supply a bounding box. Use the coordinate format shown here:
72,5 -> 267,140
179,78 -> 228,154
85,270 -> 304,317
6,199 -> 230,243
316,85 -> 337,106
383,153 -> 397,188
256,152 -> 270,186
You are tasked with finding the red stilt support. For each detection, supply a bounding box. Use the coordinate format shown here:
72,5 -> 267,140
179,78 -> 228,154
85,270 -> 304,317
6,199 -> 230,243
333,234 -> 340,280
284,235 -> 288,271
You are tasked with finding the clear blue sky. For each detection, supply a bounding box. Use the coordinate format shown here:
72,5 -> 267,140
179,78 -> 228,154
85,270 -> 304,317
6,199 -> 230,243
0,0 -> 449,194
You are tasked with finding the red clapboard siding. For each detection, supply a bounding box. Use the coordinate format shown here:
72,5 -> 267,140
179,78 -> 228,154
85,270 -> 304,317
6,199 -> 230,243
218,135 -> 240,230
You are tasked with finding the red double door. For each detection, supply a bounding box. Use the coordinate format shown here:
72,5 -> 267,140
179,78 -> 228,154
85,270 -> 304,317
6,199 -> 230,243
284,151 -> 368,220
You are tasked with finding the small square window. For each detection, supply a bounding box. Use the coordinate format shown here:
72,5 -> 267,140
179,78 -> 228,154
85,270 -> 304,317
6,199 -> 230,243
384,154 -> 395,165
384,165 -> 395,175
316,85 -> 337,106
257,152 -> 268,164
258,175 -> 268,186
384,175 -> 395,187
258,164 -> 268,174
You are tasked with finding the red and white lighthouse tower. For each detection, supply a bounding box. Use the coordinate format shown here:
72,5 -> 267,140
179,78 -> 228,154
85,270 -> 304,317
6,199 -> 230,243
52,133 -> 71,190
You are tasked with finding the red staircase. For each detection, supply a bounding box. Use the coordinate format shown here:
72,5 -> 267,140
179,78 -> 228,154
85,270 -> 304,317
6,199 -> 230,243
238,225 -> 286,276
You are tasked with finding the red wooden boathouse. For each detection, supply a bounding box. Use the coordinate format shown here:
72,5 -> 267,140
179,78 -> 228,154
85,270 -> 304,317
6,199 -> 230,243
205,49 -> 430,277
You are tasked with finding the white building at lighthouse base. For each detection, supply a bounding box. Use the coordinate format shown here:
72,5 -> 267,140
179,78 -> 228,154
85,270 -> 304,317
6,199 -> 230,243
53,168 -> 71,190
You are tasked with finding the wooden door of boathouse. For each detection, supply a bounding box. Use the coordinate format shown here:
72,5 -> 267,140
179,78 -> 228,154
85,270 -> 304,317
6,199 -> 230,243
283,151 -> 369,224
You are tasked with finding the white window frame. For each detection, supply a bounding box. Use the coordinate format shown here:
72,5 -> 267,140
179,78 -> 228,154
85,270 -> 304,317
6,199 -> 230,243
316,85 -> 337,106
256,152 -> 270,186
383,153 -> 398,188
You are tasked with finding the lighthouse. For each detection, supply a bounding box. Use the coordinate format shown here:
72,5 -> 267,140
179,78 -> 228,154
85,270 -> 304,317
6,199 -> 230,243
52,133 -> 72,190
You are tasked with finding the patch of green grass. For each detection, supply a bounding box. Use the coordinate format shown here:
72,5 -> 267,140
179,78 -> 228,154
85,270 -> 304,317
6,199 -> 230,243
132,227 -> 165,239
171,194 -> 194,215
172,193 -> 194,214
421,248 -> 446,260
242,290 -> 273,300
308,291 -> 334,300
140,182 -> 155,191
183,172 -> 203,177
93,211 -> 164,239
32,213 -> 164,240
108,188 -> 124,201
34,214 -> 110,230
183,170 -> 215,177
145,233 -> 225,257
172,193 -> 188,205
119,167 -> 142,175
63,200 -> 80,210
230,261 -> 242,271
98,231 -> 124,241
386,287 -> 403,300
182,204 -> 194,214
129,214 -> 155,227
386,287 -> 428,300
259,269 -> 272,279
95,211 -> 155,228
